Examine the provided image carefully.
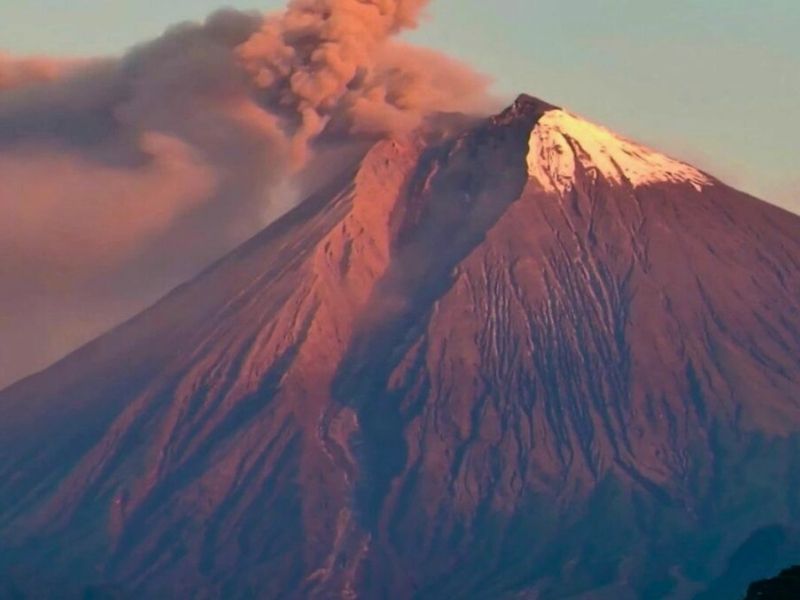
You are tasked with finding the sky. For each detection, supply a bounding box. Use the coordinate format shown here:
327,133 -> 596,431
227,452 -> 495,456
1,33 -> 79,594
0,0 -> 797,213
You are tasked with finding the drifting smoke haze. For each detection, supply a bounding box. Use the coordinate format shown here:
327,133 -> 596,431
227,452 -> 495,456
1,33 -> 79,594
0,54 -> 83,91
0,0 -> 491,389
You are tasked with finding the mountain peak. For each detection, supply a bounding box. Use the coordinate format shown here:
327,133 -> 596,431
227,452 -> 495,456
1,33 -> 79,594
494,93 -> 559,126
512,93 -> 559,113
526,107 -> 714,193
493,94 -> 713,195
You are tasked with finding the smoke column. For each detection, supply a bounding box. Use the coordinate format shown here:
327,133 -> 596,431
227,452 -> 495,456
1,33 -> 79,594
0,0 -> 490,389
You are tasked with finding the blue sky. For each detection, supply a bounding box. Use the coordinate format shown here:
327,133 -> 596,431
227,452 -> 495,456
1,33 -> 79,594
1,0 -> 798,212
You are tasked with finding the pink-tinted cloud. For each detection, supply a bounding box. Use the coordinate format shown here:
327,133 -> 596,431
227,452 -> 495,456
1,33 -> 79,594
0,133 -> 216,276
0,53 -> 81,91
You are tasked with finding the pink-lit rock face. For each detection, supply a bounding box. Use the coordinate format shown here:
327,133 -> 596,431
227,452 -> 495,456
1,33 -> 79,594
1,96 -> 800,598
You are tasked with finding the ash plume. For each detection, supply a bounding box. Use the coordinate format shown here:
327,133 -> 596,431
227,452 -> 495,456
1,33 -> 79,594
238,0 -> 488,160
0,54 -> 81,91
0,0 -> 491,389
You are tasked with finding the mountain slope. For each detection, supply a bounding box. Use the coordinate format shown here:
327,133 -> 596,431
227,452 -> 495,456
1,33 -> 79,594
1,95 -> 800,599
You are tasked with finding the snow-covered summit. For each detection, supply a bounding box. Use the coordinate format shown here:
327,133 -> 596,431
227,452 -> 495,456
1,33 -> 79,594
527,109 -> 713,194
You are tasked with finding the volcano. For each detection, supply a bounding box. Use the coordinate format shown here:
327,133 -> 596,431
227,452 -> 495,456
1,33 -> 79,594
1,95 -> 799,599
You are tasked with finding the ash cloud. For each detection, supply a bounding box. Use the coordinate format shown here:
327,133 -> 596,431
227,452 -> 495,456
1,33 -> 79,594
0,53 -> 82,91
0,0 -> 491,389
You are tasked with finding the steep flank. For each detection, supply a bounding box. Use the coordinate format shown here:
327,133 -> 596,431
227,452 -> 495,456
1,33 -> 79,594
1,96 -> 800,599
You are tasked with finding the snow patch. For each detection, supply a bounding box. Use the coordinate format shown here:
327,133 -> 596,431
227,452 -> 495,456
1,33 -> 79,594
527,110 -> 712,194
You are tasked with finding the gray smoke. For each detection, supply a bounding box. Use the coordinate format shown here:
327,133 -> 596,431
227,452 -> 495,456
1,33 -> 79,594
0,1 -> 491,389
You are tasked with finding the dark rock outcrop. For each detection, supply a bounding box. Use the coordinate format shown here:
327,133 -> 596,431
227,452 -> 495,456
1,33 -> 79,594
745,566 -> 800,599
